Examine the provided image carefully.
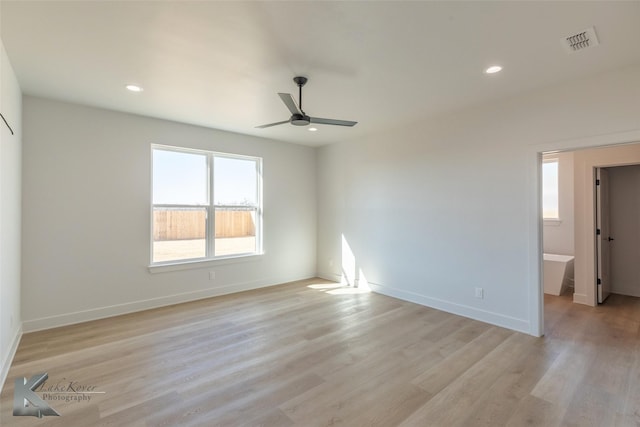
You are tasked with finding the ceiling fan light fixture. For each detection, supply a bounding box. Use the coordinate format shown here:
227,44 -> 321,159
291,114 -> 310,126
125,84 -> 143,92
308,127 -> 318,132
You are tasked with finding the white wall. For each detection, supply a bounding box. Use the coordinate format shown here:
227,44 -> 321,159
21,97 -> 316,331
605,164 -> 640,297
317,63 -> 640,335
0,40 -> 22,390
542,152 -> 574,256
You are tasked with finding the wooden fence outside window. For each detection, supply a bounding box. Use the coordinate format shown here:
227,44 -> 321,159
153,209 -> 255,241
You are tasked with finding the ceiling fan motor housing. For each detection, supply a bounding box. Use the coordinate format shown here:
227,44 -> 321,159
291,114 -> 311,126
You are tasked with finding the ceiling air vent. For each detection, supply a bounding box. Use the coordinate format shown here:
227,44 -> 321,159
563,26 -> 599,53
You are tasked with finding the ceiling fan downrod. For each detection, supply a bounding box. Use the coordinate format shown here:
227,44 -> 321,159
293,76 -> 307,113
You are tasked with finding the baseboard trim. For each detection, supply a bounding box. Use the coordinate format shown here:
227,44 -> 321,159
368,282 -> 531,335
21,275 -> 532,335
23,275 -> 312,333
0,325 -> 22,394
572,292 -> 591,305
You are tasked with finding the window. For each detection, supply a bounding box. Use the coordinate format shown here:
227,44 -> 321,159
152,145 -> 262,264
542,159 -> 559,219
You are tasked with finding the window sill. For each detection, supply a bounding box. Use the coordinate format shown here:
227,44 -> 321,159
544,218 -> 562,226
148,253 -> 264,274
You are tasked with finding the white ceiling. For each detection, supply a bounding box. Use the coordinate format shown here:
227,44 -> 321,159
2,1 -> 640,147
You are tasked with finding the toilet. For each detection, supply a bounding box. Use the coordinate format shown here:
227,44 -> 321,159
543,253 -> 574,296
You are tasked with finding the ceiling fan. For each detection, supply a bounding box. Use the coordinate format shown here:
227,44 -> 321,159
256,76 -> 357,129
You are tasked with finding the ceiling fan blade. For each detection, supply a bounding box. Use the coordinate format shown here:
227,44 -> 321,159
278,93 -> 302,115
255,120 -> 290,129
309,117 -> 358,127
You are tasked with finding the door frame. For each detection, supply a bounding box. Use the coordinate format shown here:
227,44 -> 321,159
595,167 -> 611,303
573,146 -> 640,307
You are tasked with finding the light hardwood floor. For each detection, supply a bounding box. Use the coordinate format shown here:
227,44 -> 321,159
1,279 -> 640,426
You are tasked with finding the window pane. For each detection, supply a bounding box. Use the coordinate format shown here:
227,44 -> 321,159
214,208 -> 256,256
153,207 -> 207,262
153,149 -> 208,205
543,161 -> 559,219
151,146 -> 261,264
214,157 -> 257,206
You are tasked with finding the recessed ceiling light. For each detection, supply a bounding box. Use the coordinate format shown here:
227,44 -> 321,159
485,65 -> 502,74
125,84 -> 143,92
308,127 -> 318,132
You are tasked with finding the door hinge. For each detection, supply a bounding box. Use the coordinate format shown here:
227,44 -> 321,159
596,179 -> 600,185
597,278 -> 602,285
596,228 -> 601,235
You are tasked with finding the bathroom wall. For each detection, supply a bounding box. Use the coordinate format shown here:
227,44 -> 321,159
542,151 -> 574,256
608,164 -> 640,297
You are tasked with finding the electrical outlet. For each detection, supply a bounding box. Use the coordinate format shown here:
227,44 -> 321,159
209,271 -> 216,281
475,287 -> 484,299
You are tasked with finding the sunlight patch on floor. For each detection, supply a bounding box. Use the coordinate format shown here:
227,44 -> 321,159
307,283 -> 344,290
307,233 -> 372,295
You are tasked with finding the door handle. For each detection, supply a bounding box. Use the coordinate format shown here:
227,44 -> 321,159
608,237 -> 615,242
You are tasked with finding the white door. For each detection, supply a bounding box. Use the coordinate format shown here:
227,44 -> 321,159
596,168 -> 612,303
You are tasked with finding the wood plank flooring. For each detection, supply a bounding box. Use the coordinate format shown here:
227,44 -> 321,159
1,279 -> 640,426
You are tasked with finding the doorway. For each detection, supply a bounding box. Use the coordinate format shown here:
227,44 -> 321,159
541,143 -> 640,311
601,165 -> 640,299
541,151 -> 575,298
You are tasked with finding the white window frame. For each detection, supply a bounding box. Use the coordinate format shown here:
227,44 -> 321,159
150,144 -> 263,270
542,158 -> 561,224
